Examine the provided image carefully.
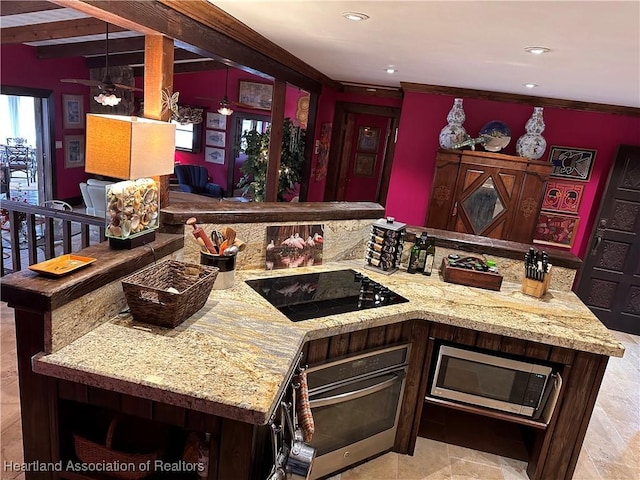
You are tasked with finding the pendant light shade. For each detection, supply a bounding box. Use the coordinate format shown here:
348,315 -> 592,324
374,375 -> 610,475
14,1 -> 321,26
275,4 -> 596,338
218,67 -> 234,116
94,23 -> 121,106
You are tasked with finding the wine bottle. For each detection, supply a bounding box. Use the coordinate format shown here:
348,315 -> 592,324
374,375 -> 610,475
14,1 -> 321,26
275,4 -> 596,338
407,234 -> 423,273
422,236 -> 436,276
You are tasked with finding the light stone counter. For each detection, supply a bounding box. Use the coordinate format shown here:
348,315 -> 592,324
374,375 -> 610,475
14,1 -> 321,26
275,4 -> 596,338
33,260 -> 624,427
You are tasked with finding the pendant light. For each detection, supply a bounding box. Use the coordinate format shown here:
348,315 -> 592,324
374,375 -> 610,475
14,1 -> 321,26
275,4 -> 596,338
218,66 -> 234,116
94,23 -> 122,106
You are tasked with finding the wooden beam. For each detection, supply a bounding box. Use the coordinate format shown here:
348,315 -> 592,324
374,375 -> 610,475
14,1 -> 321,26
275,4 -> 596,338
86,49 -> 204,68
37,36 -> 145,58
158,0 -> 340,90
144,35 -> 174,208
49,0 -> 321,93
401,82 -> 640,117
0,18 -> 125,44
265,79 -> 286,202
0,1 -> 63,16
132,60 -> 224,78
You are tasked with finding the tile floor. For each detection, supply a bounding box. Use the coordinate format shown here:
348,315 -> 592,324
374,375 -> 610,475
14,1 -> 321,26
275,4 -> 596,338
1,301 -> 638,480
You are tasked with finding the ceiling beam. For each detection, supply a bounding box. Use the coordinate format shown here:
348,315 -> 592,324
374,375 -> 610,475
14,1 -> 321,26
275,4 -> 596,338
401,82 -> 640,117
37,36 -> 145,58
0,18 -> 125,44
0,1 -> 64,16
132,60 -> 225,78
86,49 -> 205,69
49,0 -> 322,93
157,0 -> 340,90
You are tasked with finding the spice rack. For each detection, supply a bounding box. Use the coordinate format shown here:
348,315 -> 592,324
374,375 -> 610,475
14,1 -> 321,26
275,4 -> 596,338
365,217 -> 406,275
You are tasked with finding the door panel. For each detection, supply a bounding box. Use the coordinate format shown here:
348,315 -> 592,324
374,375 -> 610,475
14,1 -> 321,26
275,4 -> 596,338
344,114 -> 390,202
577,145 -> 640,334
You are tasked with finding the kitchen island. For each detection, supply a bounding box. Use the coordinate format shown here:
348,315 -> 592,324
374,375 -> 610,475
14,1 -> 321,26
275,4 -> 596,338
2,236 -> 623,480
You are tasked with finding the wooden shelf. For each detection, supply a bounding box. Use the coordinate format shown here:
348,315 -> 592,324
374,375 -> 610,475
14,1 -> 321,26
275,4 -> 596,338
424,396 -> 548,430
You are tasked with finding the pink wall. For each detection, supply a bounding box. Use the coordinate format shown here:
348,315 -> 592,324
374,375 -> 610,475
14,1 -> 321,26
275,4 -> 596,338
306,87 -> 403,201
1,44 -> 91,199
386,92 -> 640,258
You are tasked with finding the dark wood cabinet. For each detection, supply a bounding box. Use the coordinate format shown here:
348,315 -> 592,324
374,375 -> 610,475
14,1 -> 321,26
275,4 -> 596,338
425,149 -> 552,243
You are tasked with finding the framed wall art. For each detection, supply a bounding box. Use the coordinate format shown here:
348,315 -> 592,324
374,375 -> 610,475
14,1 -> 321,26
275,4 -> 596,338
62,94 -> 84,130
63,135 -> 85,168
238,80 -> 273,110
205,147 -> 225,165
548,146 -> 597,181
533,212 -> 580,249
205,129 -> 226,148
542,180 -> 585,214
357,126 -> 380,153
206,112 -> 227,130
354,153 -> 377,176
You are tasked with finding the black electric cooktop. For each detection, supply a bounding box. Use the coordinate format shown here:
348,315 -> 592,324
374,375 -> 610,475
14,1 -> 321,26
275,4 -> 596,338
245,269 -> 408,322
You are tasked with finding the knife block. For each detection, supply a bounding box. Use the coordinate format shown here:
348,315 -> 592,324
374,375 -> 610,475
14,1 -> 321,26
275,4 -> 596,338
521,266 -> 552,298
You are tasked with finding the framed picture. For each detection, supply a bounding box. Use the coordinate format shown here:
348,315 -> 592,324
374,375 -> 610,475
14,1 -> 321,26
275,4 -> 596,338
357,126 -> 380,152
205,147 -> 225,165
265,224 -> 324,270
542,180 -> 585,214
206,112 -> 227,130
63,135 -> 85,168
313,122 -> 332,180
534,212 -> 580,248
354,153 -> 377,176
238,80 -> 273,110
205,130 -> 226,148
548,146 -> 597,181
62,94 -> 84,130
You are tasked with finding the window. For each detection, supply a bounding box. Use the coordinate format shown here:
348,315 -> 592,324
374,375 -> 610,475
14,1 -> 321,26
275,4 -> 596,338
172,120 -> 202,153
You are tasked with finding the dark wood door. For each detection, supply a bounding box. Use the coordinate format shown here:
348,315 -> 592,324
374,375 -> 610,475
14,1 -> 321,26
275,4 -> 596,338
576,145 -> 640,334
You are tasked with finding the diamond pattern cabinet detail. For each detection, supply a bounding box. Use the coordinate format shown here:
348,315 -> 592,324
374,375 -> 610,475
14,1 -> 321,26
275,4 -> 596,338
426,149 -> 553,243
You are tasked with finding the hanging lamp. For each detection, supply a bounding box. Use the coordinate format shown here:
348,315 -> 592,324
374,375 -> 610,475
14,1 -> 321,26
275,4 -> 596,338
218,66 -> 234,116
94,23 -> 122,106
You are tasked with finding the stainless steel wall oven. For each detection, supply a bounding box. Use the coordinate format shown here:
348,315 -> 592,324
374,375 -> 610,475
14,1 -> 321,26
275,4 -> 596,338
305,343 -> 411,479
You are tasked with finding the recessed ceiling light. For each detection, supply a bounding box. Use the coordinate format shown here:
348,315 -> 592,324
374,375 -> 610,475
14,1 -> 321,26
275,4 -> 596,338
525,46 -> 551,55
386,67 -> 397,74
343,12 -> 369,21
524,83 -> 538,89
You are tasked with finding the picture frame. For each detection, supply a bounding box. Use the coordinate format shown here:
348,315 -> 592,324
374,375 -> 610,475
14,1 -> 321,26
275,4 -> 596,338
205,130 -> 226,148
533,212 -> 580,249
63,135 -> 85,168
357,126 -> 380,153
205,147 -> 225,165
238,80 -> 273,110
354,153 -> 377,176
62,94 -> 84,130
206,112 -> 227,130
548,146 -> 597,181
542,180 -> 585,214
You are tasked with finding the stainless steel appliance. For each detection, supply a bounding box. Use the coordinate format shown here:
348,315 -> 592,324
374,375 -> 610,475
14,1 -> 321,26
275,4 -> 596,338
305,343 -> 411,479
430,345 -> 553,417
245,269 -> 408,322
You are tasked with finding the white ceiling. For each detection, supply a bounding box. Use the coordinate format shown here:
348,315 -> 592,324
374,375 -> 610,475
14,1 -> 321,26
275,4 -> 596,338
212,0 -> 640,108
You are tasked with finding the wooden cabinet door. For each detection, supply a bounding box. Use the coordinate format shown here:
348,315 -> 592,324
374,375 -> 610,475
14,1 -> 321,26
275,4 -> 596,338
425,151 -> 461,230
449,162 -> 524,239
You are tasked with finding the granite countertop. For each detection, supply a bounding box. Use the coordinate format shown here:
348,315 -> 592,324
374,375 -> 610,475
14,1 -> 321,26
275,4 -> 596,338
33,260 -> 625,426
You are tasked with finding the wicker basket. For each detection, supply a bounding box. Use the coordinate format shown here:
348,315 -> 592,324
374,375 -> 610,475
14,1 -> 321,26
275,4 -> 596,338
121,259 -> 218,328
73,415 -> 165,480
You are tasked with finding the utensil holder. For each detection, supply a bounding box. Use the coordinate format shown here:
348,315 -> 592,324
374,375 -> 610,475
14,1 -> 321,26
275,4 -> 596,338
522,267 -> 552,298
200,252 -> 236,289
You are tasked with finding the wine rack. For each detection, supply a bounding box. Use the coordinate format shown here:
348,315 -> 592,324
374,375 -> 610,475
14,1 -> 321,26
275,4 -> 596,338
365,217 -> 406,275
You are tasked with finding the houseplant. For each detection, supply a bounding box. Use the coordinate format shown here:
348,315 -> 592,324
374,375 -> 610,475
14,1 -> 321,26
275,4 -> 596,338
237,118 -> 306,202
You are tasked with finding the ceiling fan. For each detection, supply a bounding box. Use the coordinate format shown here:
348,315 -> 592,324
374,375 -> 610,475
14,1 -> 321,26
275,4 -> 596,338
61,22 -> 141,106
196,65 -> 257,115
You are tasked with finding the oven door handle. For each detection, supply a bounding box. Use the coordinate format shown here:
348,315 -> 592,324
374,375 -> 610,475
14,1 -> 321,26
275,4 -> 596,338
308,372 -> 405,408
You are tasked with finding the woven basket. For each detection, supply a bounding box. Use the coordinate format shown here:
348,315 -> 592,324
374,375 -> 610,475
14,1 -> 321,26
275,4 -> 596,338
122,259 -> 218,328
73,416 -> 165,480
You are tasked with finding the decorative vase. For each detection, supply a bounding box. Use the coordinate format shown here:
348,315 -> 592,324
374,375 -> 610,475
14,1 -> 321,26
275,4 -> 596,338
516,107 -> 547,160
439,98 -> 468,149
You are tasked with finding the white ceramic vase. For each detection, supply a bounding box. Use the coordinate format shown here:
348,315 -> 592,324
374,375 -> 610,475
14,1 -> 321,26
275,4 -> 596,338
516,107 -> 547,160
439,98 -> 468,149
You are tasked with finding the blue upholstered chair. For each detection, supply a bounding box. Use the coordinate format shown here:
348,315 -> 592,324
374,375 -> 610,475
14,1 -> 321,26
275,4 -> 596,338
174,164 -> 223,198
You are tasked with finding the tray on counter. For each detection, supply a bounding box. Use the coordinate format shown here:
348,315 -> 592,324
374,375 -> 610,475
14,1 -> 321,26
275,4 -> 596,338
28,254 -> 97,277
441,258 -> 503,291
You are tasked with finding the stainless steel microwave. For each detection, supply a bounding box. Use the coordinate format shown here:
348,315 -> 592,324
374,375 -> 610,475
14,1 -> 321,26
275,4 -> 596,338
430,345 -> 552,417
